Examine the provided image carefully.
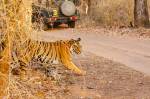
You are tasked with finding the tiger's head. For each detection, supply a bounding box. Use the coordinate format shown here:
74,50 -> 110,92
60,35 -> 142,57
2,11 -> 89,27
69,38 -> 82,54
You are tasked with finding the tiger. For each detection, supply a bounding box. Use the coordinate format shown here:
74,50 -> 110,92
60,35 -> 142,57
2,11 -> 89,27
13,38 -> 86,75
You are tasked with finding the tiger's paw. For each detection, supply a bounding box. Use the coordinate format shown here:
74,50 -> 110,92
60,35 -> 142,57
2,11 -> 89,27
75,70 -> 86,76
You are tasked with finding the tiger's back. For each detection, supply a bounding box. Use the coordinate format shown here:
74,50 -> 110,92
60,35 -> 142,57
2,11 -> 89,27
16,38 -> 85,75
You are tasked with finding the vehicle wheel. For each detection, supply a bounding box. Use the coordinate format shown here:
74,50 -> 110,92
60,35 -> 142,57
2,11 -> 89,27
68,21 -> 75,28
41,22 -> 49,31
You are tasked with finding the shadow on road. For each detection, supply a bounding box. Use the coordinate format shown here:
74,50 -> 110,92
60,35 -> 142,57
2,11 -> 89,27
47,24 -> 69,31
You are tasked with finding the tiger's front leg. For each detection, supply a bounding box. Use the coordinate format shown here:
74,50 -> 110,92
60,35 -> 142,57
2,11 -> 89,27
62,60 -> 86,75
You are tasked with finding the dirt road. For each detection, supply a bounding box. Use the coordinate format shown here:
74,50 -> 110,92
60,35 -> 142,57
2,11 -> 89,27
13,28 -> 150,99
31,28 -> 150,76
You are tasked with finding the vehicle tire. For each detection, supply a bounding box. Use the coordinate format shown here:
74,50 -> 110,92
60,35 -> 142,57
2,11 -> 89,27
40,21 -> 49,31
68,21 -> 75,28
61,1 -> 76,16
41,23 -> 49,31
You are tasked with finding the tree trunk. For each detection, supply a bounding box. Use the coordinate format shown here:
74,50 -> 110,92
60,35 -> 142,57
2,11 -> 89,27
134,0 -> 150,27
87,0 -> 91,15
0,0 -> 32,98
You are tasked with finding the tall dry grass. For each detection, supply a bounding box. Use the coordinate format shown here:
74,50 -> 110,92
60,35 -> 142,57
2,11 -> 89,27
1,1 -> 61,98
79,0 -> 150,27
89,0 -> 134,26
0,0 -> 32,98
0,0 -> 150,98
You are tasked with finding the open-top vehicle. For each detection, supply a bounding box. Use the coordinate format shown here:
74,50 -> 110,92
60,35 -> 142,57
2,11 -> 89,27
32,0 -> 80,30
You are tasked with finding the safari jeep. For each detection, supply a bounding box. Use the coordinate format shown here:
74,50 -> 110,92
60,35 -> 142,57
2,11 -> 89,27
32,0 -> 80,30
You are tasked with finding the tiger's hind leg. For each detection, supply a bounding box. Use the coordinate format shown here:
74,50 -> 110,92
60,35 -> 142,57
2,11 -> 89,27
62,61 -> 86,75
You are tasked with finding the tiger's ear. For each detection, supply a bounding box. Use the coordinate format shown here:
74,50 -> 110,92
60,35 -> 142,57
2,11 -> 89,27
77,38 -> 81,41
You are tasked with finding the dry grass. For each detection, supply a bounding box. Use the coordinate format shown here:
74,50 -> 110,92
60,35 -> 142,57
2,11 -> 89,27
90,0 -> 133,26
0,0 -> 79,98
79,0 -> 150,27
0,0 -> 33,98
0,0 -> 150,98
